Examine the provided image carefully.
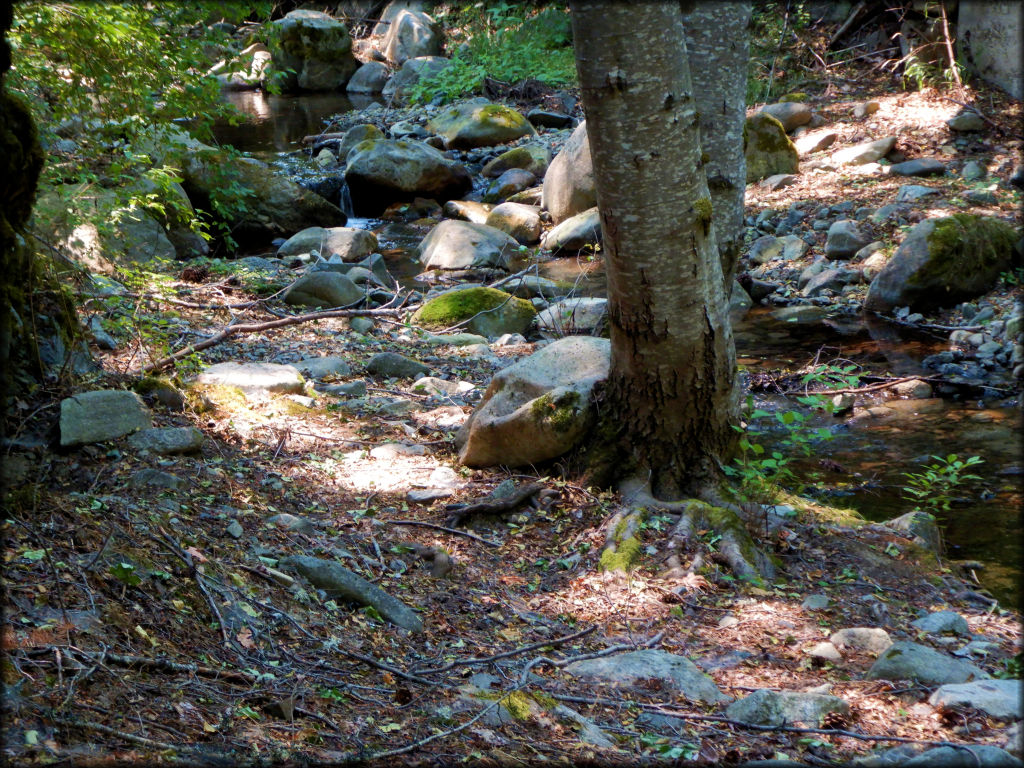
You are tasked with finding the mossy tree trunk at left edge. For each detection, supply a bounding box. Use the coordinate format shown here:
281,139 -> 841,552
1,3 -> 45,443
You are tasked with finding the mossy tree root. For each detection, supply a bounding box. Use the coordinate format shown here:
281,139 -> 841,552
609,478 -> 776,582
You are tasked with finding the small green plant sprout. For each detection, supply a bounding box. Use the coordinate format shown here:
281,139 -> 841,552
901,454 -> 985,515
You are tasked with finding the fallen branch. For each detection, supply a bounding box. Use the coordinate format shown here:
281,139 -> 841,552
138,293 -> 415,374
380,518 -> 503,547
444,483 -> 553,527
414,625 -> 597,674
57,718 -> 187,752
21,647 -> 258,684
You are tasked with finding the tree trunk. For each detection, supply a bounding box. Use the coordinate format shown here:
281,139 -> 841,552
570,0 -> 740,501
679,0 -> 751,290
1,4 -> 45,443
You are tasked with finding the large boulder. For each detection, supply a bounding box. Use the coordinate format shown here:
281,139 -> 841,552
344,139 -> 471,216
758,102 -> 813,132
864,214 -> 1020,313
338,124 -> 385,160
181,149 -> 347,244
381,56 -> 450,105
381,8 -> 442,65
536,297 -> 608,336
32,187 -> 176,275
412,286 -> 537,338
210,42 -> 271,90
456,336 -> 610,468
745,113 -> 799,182
482,143 -> 551,179
540,206 -> 601,253
426,100 -> 537,150
485,202 -> 542,244
418,219 -> 519,270
283,271 -> 363,308
276,226 -> 378,261
541,120 -> 596,224
346,61 -> 390,93
268,10 -> 358,92
60,390 -> 152,447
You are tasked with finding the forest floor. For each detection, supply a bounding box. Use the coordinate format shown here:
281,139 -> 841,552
2,31 -> 1023,768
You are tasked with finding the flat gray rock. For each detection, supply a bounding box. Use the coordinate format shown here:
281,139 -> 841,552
889,158 -> 946,177
562,649 -> 730,704
831,136 -> 897,166
867,641 -> 988,685
196,362 -> 305,396
127,426 -> 205,455
911,610 -> 971,636
725,688 -> 849,726
895,184 -> 941,203
129,468 -> 186,490
904,745 -> 1022,768
280,555 -> 422,632
366,352 -> 430,379
928,679 -> 1022,720
825,219 -> 871,259
60,390 -> 152,447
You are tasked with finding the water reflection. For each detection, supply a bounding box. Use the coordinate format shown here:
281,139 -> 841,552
212,90 -> 383,153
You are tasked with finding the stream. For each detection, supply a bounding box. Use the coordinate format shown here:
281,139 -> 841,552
211,91 -> 1022,609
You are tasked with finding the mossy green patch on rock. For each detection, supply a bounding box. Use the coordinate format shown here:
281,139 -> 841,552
530,389 -> 582,433
866,213 -> 1020,312
411,286 -> 536,337
744,113 -> 799,182
500,690 -> 534,721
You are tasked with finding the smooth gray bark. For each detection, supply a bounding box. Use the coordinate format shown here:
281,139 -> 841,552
570,0 -> 740,500
680,0 -> 752,289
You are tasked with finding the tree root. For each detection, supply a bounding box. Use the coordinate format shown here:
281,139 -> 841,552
602,478 -> 776,582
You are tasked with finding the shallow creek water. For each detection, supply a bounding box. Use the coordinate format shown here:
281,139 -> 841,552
212,93 -> 1022,609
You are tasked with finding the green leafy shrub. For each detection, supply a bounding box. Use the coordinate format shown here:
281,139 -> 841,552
408,3 -> 577,105
901,454 -> 984,515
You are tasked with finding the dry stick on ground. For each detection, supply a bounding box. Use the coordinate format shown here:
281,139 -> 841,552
156,529 -> 233,650
56,718 -> 188,753
381,518 -> 503,547
414,625 -> 597,675
22,646 -> 259,684
938,0 -> 962,88
138,293 -> 416,374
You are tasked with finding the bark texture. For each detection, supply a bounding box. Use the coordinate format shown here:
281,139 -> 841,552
679,0 -> 751,290
571,0 -> 740,500
1,4 -> 45,442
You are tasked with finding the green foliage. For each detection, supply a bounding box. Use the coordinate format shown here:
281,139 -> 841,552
747,1 -> 812,104
9,2 -> 269,256
726,363 -> 860,500
901,454 -> 984,515
408,3 -> 576,105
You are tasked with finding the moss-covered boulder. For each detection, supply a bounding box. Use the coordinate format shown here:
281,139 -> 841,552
456,336 -> 610,468
427,100 -> 537,150
344,139 -> 471,216
412,286 -> 536,338
482,143 -> 551,179
745,113 -> 799,182
268,10 -> 358,92
418,219 -> 518,270
338,124 -> 384,161
865,214 -> 1020,313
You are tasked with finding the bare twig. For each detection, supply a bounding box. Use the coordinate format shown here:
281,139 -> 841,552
415,625 -> 597,674
380,519 -> 503,547
138,293 -> 415,374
